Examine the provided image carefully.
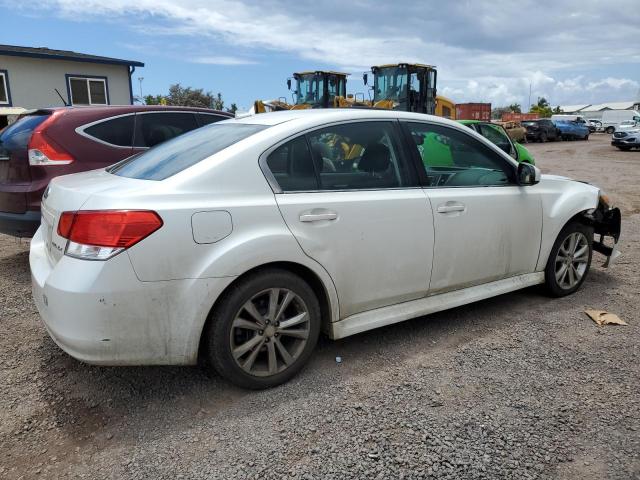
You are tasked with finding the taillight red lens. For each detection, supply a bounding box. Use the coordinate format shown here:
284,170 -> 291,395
28,112 -> 74,166
57,210 -> 163,248
57,211 -> 75,238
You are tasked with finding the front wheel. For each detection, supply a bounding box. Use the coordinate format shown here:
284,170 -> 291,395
605,127 -> 615,134
206,269 -> 321,389
617,146 -> 631,151
544,222 -> 593,297
540,132 -> 547,143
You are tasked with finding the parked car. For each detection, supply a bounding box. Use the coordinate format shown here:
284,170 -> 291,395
551,114 -> 592,132
498,121 -> 527,142
601,110 -> 640,134
522,119 -> 562,142
30,109 -> 621,389
611,125 -> 640,151
554,120 -> 590,140
0,106 -> 232,237
588,119 -> 603,132
458,120 -> 534,164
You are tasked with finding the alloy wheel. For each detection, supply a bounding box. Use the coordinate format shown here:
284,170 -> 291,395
229,288 -> 310,377
554,232 -> 589,289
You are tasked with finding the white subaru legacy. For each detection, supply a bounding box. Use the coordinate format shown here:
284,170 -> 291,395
30,109 -> 621,389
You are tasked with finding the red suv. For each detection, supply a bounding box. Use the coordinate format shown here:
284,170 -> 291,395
0,105 -> 232,236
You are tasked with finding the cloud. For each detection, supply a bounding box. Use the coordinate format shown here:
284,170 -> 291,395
190,56 -> 258,65
6,0 -> 640,106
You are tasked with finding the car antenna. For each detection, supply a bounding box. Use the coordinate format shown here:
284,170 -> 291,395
54,88 -> 68,106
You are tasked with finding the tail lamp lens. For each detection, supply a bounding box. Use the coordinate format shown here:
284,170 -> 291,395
28,113 -> 75,166
57,210 -> 163,260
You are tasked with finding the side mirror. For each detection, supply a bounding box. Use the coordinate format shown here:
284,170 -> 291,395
286,79 -> 292,90
517,162 -> 540,186
363,73 -> 368,85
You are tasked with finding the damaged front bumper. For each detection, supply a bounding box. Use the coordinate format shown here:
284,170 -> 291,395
584,200 -> 621,267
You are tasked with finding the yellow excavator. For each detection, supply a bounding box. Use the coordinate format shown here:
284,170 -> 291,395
253,64 -> 456,118
253,70 -> 353,113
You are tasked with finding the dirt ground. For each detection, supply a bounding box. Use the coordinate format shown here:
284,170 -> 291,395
1,134 -> 638,479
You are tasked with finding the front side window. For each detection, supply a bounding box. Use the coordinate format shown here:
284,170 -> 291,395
404,122 -> 514,187
133,113 -> 198,148
265,121 -> 414,192
68,76 -> 108,105
0,70 -> 9,104
83,115 -> 135,147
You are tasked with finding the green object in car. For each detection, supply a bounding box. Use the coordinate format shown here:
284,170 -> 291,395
458,119 -> 535,165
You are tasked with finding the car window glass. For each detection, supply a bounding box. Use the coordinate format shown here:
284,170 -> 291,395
83,115 -> 134,147
405,122 -> 513,187
266,136 -> 318,192
0,114 -> 49,150
134,113 -> 198,148
477,124 -> 515,158
110,123 -> 267,180
305,121 -> 412,190
197,113 -> 227,126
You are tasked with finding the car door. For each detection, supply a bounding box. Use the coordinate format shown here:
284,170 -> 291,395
265,120 -> 434,319
402,120 -> 542,294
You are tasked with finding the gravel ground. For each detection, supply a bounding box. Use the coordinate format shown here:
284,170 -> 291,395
1,134 -> 639,479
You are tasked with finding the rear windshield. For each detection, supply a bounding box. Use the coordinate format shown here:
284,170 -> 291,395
109,122 -> 268,180
0,114 -> 49,151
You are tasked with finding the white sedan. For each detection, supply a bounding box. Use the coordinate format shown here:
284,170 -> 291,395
30,109 -> 621,389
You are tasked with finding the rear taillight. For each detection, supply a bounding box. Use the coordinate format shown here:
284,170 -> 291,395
57,210 -> 163,260
28,113 -> 74,166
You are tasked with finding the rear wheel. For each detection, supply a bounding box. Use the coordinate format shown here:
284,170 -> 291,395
584,134 -> 589,140
206,269 -> 321,389
544,221 -> 593,297
605,126 -> 615,134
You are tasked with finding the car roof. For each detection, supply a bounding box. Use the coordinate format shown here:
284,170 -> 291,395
34,105 -> 232,117
229,108 -> 465,128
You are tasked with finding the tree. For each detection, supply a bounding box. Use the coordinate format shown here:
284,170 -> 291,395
530,97 -> 552,118
508,103 -> 521,113
227,103 -> 238,115
144,84 -> 230,110
552,106 -> 563,114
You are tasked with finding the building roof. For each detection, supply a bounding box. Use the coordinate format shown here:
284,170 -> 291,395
582,101 -> 637,111
556,104 -> 591,113
0,44 -> 144,67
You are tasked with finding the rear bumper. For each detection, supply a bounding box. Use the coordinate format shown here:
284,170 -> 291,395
30,227 -> 236,365
0,209 -> 40,237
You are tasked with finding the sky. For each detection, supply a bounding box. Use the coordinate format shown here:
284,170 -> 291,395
1,0 -> 639,112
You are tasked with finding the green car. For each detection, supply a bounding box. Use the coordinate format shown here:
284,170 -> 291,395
417,120 -> 535,168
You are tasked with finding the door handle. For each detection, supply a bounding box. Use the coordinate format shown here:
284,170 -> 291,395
436,202 -> 466,214
299,209 -> 338,222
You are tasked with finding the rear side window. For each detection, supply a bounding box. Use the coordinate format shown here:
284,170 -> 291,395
197,113 -> 227,126
109,123 -> 267,180
0,114 -> 49,151
134,113 -> 198,148
266,136 -> 318,192
83,115 -> 134,147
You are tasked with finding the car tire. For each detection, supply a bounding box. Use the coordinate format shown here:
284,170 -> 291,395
617,146 -> 631,151
540,132 -> 547,143
584,134 -> 589,141
556,131 -> 563,141
205,268 -> 321,389
544,221 -> 593,298
605,127 -> 615,134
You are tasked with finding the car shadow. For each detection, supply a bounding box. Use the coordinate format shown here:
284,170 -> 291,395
34,265 -> 621,445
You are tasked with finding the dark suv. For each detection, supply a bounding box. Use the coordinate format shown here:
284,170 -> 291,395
522,119 -> 561,142
0,106 -> 232,236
